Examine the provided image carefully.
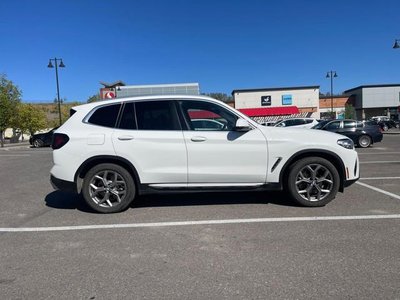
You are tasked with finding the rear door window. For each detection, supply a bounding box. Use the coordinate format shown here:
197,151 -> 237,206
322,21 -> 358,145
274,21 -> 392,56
135,101 -> 181,130
343,121 -> 356,128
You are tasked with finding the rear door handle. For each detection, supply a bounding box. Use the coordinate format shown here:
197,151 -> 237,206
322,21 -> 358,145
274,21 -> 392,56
191,136 -> 207,142
118,135 -> 135,141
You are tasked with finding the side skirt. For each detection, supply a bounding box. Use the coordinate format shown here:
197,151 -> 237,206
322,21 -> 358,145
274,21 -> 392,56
138,183 -> 283,195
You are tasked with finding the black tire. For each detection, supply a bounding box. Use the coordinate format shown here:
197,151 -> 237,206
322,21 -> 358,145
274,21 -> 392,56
33,139 -> 43,148
383,125 -> 389,131
286,157 -> 340,207
358,135 -> 371,148
82,163 -> 136,213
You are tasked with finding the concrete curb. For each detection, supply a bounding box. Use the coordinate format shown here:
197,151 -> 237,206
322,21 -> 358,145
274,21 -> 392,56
383,130 -> 400,135
0,142 -> 31,149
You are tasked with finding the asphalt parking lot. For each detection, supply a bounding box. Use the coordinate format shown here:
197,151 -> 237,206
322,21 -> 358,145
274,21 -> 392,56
1,134 -> 400,299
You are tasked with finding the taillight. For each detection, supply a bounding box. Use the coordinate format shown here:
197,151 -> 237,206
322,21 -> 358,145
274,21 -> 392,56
52,133 -> 69,150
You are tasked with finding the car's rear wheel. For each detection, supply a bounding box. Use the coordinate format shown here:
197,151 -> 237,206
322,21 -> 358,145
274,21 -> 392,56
33,139 -> 43,148
82,163 -> 136,213
287,157 -> 340,207
382,124 -> 389,131
358,135 -> 371,148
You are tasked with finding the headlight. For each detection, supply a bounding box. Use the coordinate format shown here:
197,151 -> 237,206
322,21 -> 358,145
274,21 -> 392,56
337,138 -> 354,149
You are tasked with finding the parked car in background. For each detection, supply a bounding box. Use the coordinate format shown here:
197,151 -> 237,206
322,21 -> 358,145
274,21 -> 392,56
312,119 -> 383,148
50,95 -> 359,213
191,119 -> 225,130
274,118 -> 319,129
371,116 -> 390,122
29,127 -> 58,148
372,120 -> 399,131
261,121 -> 279,126
369,116 -> 399,131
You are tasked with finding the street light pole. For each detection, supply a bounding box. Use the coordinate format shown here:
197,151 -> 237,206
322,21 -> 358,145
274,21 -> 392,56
326,71 -> 338,119
48,58 -> 65,126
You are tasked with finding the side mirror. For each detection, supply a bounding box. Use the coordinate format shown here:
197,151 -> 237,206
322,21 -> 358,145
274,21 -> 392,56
234,119 -> 251,132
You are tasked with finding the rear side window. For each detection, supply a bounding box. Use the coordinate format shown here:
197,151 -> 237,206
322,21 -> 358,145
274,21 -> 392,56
88,104 -> 121,128
356,121 -> 364,128
135,101 -> 181,130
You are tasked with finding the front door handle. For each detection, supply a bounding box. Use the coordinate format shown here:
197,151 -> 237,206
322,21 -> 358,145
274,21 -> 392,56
191,136 -> 207,142
118,136 -> 135,141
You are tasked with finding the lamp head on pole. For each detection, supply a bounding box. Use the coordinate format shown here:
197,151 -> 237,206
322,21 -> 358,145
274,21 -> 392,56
47,60 -> 54,68
334,72 -> 338,78
326,72 -> 330,78
59,60 -> 65,68
393,39 -> 400,49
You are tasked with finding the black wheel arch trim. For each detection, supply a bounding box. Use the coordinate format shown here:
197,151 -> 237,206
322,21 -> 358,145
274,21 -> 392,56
279,149 -> 346,193
74,155 -> 141,193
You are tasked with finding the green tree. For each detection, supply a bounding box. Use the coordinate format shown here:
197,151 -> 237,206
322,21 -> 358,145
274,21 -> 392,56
203,93 -> 233,103
0,74 -> 21,147
87,93 -> 100,103
12,103 -> 47,138
344,104 -> 355,119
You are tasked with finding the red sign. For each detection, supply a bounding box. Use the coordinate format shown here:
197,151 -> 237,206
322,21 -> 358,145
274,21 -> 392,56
104,91 -> 115,99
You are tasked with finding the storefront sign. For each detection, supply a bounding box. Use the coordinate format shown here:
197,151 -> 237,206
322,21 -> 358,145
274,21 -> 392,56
282,94 -> 292,105
261,95 -> 271,106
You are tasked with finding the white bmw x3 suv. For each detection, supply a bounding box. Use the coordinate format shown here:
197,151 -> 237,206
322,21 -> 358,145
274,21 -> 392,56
50,95 -> 359,213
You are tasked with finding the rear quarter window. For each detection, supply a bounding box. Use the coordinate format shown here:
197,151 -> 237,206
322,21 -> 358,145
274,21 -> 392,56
87,104 -> 121,128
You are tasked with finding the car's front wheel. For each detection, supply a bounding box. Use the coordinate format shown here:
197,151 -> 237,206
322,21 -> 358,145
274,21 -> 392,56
82,163 -> 136,213
287,157 -> 340,207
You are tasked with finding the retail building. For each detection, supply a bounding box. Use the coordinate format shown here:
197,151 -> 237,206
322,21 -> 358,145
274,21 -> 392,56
344,84 -> 400,120
232,86 -> 320,123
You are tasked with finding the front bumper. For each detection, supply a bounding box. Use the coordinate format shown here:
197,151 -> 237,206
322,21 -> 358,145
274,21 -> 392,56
344,178 -> 358,188
50,175 -> 77,193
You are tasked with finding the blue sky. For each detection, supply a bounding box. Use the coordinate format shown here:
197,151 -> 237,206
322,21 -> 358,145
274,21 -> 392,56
1,0 -> 399,102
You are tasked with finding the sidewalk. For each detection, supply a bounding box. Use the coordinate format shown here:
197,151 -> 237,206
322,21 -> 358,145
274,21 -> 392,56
383,128 -> 400,135
0,141 -> 31,149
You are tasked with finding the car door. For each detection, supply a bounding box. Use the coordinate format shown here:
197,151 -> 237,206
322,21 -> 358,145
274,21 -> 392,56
178,100 -> 268,184
111,100 -> 187,184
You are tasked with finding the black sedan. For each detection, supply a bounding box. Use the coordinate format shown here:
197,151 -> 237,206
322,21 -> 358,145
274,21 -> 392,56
376,120 -> 399,131
312,119 -> 383,148
29,127 -> 58,148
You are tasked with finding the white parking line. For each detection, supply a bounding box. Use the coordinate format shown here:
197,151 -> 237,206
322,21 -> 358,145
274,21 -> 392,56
1,214 -> 400,232
356,181 -> 400,200
361,177 -> 400,180
360,161 -> 400,164
0,154 -> 30,157
358,152 -> 400,155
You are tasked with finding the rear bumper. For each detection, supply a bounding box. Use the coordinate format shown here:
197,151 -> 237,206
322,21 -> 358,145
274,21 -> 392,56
50,175 -> 77,193
373,133 -> 383,143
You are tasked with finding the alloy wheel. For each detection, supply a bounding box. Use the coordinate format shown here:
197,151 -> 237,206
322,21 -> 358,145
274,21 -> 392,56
88,170 -> 127,208
295,163 -> 333,202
